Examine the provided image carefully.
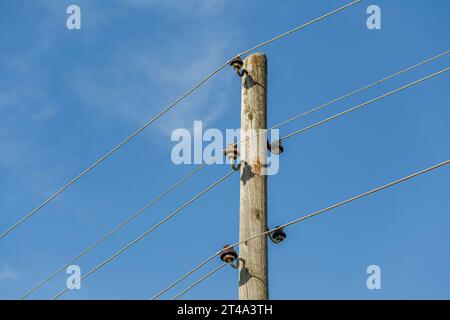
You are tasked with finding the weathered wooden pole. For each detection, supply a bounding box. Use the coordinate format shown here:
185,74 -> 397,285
238,53 -> 268,300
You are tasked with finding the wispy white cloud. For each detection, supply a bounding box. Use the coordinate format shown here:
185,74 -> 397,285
0,3 -> 69,196
0,0 -> 240,191
70,0 -> 238,140
0,265 -> 20,281
0,53 -> 57,172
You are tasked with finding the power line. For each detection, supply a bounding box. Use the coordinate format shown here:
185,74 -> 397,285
16,0 -> 366,298
152,159 -> 449,299
153,65 -> 449,299
281,67 -> 449,141
1,0 -> 361,242
171,263 -> 227,300
236,0 -> 362,57
151,252 -> 220,300
150,66 -> 449,300
51,169 -> 236,300
204,50 -> 450,159
25,31 -> 434,299
148,2 -> 444,299
45,62 -> 447,300
0,60 -> 226,241
231,160 -> 450,247
216,62 -> 448,155
19,164 -> 207,300
271,50 -> 450,130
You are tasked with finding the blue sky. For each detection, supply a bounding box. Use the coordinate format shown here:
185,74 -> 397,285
0,0 -> 449,300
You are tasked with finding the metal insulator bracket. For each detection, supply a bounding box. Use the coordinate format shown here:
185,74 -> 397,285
229,56 -> 246,77
223,143 -> 241,171
267,139 -> 284,155
220,245 -> 239,267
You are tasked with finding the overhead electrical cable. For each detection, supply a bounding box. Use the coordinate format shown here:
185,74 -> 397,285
151,160 -> 449,299
51,169 -> 236,300
270,50 -> 450,130
19,165 -> 206,299
280,68 -> 449,141
1,0 -> 361,241
171,263 -> 227,300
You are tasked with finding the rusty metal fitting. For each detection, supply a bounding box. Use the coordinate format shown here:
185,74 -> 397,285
229,56 -> 246,77
231,161 -> 242,171
267,139 -> 284,155
219,245 -> 238,264
269,226 -> 286,244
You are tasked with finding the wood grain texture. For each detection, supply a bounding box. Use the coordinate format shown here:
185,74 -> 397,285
239,53 -> 268,300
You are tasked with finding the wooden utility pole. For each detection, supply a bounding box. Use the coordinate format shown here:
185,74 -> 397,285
238,53 -> 268,300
